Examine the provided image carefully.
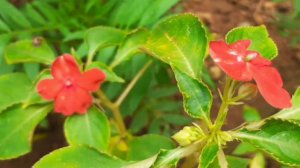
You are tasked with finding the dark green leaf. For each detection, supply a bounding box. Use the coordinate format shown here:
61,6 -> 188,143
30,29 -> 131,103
234,119 -> 300,166
173,68 -> 212,122
127,134 -> 175,161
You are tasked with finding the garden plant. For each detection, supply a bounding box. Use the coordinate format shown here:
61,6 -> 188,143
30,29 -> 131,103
0,0 -> 300,168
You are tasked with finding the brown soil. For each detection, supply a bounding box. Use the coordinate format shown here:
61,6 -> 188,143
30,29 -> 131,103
1,0 -> 300,168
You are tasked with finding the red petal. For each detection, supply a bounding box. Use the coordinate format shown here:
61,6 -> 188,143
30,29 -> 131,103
54,87 -> 93,115
248,64 -> 291,108
218,62 -> 252,81
76,69 -> 106,92
37,79 -> 63,100
210,41 -> 237,64
229,40 -> 251,55
247,51 -> 272,66
51,54 -> 81,80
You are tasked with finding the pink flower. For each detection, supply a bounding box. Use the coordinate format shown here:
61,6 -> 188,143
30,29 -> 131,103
210,40 -> 291,109
37,54 -> 106,115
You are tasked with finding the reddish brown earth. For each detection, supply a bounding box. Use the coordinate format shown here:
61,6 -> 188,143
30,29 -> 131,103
1,0 -> 300,167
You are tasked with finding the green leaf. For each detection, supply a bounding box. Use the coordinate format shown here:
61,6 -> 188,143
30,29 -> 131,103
250,152 -> 265,168
173,68 -> 212,121
110,29 -> 149,68
0,73 -> 32,112
0,18 -> 10,32
233,142 -> 257,155
64,106 -> 110,152
87,61 -> 124,83
85,26 -> 126,57
0,104 -> 52,159
145,14 -> 208,79
273,87 -> 300,120
127,134 -> 175,161
227,156 -> 250,168
5,39 -> 55,64
243,105 -> 261,122
225,25 -> 278,60
199,141 -> 220,168
233,119 -> 300,166
33,146 -> 127,168
0,0 -> 31,29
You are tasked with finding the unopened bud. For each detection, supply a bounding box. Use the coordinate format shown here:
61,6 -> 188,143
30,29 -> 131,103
238,83 -> 257,100
172,126 -> 204,146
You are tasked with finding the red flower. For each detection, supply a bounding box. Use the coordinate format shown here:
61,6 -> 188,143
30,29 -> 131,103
37,54 -> 106,115
210,40 -> 291,109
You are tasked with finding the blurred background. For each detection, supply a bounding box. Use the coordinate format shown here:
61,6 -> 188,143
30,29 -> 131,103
0,0 -> 299,167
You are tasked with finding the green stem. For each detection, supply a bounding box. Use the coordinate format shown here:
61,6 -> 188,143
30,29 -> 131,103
115,60 -> 153,106
214,77 -> 236,131
96,90 -> 127,136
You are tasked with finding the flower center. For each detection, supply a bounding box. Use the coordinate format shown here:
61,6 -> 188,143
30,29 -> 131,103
245,53 -> 257,62
65,80 -> 73,87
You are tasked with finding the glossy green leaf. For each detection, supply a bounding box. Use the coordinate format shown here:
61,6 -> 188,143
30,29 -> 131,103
87,61 -> 124,83
173,68 -> 212,121
0,104 -> 52,159
110,29 -> 149,68
233,119 -> 300,166
199,141 -> 220,168
85,26 -> 126,57
33,146 -> 127,168
127,134 -> 175,161
145,14 -> 208,79
226,25 -> 278,60
273,87 -> 300,120
0,73 -> 32,112
4,39 -> 55,64
64,106 -> 110,152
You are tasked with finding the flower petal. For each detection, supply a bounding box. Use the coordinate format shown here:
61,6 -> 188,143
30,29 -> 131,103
54,87 -> 93,116
51,54 -> 81,80
210,41 -> 237,64
219,62 -> 252,81
247,51 -> 272,66
229,40 -> 251,55
76,69 -> 106,92
37,79 -> 63,100
248,64 -> 291,109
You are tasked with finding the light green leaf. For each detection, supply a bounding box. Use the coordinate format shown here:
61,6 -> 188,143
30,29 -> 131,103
110,29 -> 149,68
127,134 -> 175,161
233,142 -> 257,155
273,87 -> 300,120
225,25 -> 278,60
64,106 -> 110,152
145,14 -> 208,79
87,61 -> 124,83
209,155 -> 250,168
0,18 -> 10,32
33,146 -> 127,168
243,105 -> 261,122
0,104 -> 52,159
85,26 -> 126,58
0,73 -> 32,112
5,39 -> 55,64
250,152 -> 265,168
199,141 -> 220,168
233,119 -> 300,166
173,68 -> 212,121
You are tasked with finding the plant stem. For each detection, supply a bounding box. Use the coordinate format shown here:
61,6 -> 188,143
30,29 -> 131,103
96,90 -> 127,136
214,77 -> 236,131
115,60 -> 153,106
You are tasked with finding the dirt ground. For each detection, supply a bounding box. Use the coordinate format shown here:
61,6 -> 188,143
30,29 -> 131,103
1,0 -> 300,167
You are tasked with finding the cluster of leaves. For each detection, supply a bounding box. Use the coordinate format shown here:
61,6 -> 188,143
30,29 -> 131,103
0,0 -> 300,168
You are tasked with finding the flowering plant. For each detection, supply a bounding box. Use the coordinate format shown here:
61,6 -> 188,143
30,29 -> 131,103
0,7 -> 300,168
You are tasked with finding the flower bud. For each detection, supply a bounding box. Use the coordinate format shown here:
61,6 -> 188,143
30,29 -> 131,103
238,83 -> 258,100
172,126 -> 204,146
